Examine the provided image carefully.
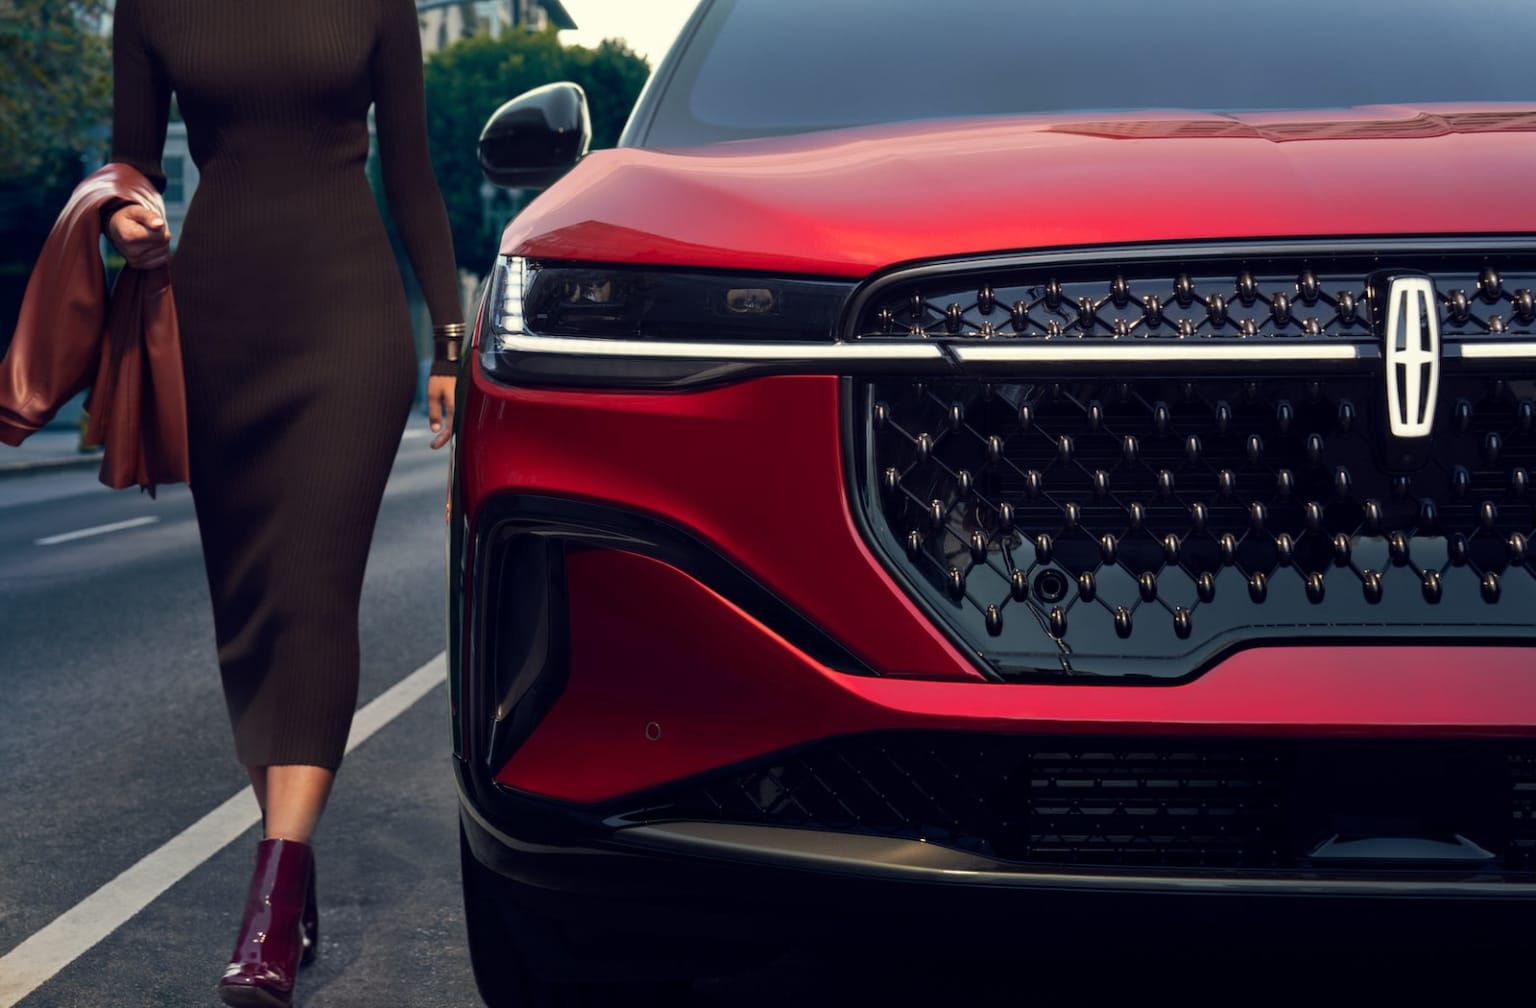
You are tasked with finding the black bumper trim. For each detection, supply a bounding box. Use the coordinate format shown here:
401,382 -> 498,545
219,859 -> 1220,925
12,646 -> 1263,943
457,775 -> 1536,946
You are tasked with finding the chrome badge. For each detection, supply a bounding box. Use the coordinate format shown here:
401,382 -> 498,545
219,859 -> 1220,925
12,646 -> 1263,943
1383,276 -> 1440,439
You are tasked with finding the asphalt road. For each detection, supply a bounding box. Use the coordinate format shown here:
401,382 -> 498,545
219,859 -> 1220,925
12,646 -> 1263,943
0,433 -> 1527,1007
0,431 -> 476,1008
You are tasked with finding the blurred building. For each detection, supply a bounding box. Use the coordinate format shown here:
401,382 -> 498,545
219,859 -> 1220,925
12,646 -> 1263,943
417,0 -> 576,56
160,122 -> 196,249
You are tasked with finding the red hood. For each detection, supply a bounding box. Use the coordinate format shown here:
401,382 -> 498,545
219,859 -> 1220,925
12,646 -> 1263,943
502,104 -> 1536,277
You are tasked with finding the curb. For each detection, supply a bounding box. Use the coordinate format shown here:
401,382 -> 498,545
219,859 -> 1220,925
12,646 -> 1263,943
0,453 -> 104,477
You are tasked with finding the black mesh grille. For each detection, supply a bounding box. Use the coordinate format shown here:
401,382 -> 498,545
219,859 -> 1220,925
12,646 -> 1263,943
848,247 -> 1536,680
618,735 -> 1536,876
852,255 -> 1536,343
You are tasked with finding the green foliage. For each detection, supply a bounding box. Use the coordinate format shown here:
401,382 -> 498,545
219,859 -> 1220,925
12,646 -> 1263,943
563,39 -> 653,153
0,0 -> 111,186
422,27 -> 650,271
0,0 -> 111,328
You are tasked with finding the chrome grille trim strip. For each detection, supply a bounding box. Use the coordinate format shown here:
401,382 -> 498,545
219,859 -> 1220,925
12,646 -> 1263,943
489,332 -> 1401,368
490,331 -> 947,362
1451,342 -> 1536,359
950,342 -> 1376,365
491,333 -> 1536,365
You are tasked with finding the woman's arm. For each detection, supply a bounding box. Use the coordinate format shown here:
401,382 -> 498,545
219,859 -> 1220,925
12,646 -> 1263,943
106,0 -> 172,267
109,0 -> 169,190
372,0 -> 464,447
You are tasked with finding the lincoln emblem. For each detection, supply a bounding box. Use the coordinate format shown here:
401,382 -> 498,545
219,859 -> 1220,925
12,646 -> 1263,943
1383,276 -> 1441,439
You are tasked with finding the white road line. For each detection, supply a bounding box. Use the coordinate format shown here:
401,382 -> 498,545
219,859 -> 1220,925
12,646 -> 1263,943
34,516 -> 160,546
0,652 -> 447,1008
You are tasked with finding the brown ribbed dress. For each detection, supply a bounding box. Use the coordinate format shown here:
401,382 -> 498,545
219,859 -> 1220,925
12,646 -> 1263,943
111,0 -> 461,769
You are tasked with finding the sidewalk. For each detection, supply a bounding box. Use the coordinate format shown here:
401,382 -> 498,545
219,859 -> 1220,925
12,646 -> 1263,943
0,427 -> 104,477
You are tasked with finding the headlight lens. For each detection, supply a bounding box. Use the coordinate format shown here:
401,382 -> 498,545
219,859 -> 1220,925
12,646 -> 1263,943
490,256 -> 853,345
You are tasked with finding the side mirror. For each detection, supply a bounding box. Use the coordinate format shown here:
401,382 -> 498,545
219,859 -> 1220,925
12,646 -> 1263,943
478,82 -> 592,189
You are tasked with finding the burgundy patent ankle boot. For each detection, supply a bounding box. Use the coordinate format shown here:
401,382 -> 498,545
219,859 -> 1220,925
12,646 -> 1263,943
218,838 -> 313,1008
258,814 -> 318,966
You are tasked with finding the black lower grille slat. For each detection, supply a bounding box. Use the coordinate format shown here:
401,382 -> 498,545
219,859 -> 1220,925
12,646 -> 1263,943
618,735 -> 1536,878
1014,749 -> 1283,868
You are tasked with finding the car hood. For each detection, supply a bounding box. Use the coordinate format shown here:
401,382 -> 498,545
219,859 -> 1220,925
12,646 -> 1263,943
502,104 -> 1536,278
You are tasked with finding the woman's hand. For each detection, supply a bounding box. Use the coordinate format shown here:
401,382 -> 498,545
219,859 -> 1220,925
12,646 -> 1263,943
427,374 -> 456,449
107,204 -> 172,269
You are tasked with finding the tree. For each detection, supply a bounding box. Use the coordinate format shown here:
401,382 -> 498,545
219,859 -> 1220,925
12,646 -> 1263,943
421,28 -> 650,271
0,0 -> 111,187
0,0 -> 111,342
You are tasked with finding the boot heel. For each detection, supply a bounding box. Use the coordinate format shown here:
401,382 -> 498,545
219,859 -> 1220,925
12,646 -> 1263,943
300,861 -> 318,967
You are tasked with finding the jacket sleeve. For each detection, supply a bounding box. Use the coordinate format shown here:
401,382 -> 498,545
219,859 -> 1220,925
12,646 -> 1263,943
0,176 -> 115,445
110,0 -> 170,191
371,0 -> 465,368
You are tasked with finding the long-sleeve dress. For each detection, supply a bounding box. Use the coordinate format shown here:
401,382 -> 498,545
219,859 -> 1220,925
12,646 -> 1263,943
111,0 -> 462,769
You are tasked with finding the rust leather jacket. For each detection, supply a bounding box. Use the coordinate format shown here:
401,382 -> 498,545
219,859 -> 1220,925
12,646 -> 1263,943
0,163 -> 190,492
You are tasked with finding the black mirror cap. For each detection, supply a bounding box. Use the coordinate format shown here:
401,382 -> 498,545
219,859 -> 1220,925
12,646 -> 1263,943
478,82 -> 593,190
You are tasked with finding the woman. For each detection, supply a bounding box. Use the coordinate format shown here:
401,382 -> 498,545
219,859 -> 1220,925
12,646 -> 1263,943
106,0 -> 462,1004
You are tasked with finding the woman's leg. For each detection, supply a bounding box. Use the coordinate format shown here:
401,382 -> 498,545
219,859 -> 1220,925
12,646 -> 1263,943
245,764 -> 334,841
260,765 -> 334,843
243,765 -> 329,961
220,765 -> 331,1003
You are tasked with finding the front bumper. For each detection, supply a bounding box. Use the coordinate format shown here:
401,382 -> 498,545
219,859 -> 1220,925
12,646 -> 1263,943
451,359 -> 1536,902
458,771 -> 1536,956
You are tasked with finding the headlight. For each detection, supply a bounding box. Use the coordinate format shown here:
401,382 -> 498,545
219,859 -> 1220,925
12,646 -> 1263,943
490,256 -> 854,345
479,256 -> 960,389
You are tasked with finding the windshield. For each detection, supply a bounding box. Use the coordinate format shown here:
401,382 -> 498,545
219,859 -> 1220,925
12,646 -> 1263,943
640,0 -> 1536,147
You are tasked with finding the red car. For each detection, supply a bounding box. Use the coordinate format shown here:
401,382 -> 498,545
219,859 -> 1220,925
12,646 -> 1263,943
451,0 -> 1536,1002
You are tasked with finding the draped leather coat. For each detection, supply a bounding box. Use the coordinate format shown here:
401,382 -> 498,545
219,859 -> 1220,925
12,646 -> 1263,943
0,163 -> 190,492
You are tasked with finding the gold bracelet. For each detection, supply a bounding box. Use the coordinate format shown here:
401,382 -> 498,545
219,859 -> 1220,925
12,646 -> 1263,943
433,322 -> 465,363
